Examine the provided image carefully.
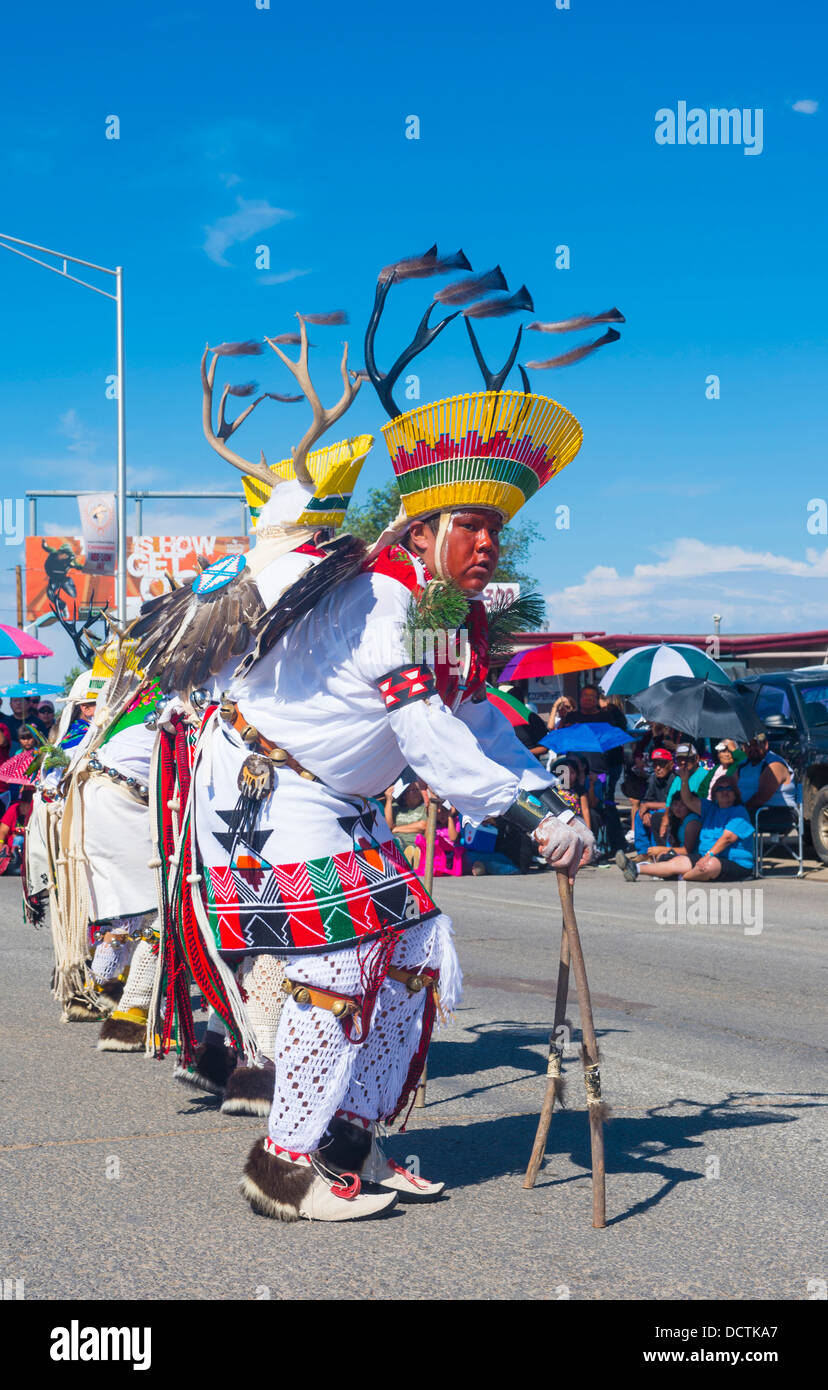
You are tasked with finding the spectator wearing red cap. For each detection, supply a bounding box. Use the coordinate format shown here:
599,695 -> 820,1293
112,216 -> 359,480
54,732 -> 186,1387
633,748 -> 674,853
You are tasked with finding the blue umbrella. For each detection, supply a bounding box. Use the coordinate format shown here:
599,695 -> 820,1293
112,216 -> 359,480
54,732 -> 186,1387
0,681 -> 64,698
541,722 -> 638,754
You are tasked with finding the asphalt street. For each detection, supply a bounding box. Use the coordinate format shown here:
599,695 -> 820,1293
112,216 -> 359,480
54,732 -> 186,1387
1,862 -> 825,1301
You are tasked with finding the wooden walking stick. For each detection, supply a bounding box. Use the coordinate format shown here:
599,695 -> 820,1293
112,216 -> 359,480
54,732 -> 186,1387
523,872 -> 607,1230
523,920 -> 570,1187
414,794 -> 439,1109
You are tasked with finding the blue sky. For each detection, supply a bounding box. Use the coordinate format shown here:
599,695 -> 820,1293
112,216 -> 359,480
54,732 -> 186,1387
1,0 -> 826,683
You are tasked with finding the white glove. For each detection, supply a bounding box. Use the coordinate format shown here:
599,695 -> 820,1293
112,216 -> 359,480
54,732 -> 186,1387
532,814 -> 595,880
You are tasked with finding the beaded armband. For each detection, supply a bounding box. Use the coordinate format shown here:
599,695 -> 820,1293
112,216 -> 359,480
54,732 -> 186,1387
376,664 -> 437,710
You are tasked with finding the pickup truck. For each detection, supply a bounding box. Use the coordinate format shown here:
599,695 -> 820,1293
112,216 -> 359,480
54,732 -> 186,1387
737,668 -> 828,863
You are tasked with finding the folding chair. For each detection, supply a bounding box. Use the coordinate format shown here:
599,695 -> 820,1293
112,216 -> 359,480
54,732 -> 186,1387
753,781 -> 804,879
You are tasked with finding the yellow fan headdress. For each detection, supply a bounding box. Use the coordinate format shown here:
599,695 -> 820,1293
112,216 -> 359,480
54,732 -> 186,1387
242,433 -> 373,532
84,638 -> 145,700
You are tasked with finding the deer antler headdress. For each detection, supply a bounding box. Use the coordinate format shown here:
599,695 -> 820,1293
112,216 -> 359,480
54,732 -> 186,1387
364,245 -> 624,526
202,314 -> 372,538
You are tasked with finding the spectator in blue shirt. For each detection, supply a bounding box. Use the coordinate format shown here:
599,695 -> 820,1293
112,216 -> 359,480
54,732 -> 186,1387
615,776 -> 753,882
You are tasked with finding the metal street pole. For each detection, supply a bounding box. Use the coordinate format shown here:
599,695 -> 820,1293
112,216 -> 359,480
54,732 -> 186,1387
115,266 -> 127,620
0,233 -> 126,619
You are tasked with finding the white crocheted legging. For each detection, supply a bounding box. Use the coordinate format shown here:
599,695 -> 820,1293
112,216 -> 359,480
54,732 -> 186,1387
90,939 -> 133,984
117,937 -> 159,1015
267,915 -> 460,1154
238,954 -> 286,1064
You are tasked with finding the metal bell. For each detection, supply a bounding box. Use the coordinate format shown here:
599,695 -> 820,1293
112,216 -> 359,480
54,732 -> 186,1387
293,986 -> 311,1006
126,777 -> 137,788
331,999 -> 348,1018
407,975 -> 425,993
269,747 -> 288,764
144,711 -> 159,730
108,766 -> 120,780
190,688 -> 210,713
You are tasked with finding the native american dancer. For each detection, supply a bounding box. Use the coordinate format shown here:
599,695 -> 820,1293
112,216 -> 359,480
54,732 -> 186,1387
30,640 -> 162,1039
17,671 -> 101,1019
140,248 -> 623,1223
130,324 -> 372,1111
83,648 -> 165,1052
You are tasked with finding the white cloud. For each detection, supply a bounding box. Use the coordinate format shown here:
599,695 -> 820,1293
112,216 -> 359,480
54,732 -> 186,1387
256,268 -> 310,285
545,537 -> 828,632
792,99 -> 819,114
57,408 -> 97,456
203,197 -> 294,267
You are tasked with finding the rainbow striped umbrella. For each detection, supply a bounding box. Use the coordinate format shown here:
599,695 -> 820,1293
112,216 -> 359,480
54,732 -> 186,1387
499,639 -> 616,682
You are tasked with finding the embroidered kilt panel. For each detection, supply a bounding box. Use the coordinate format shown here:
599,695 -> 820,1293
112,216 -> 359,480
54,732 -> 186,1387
201,842 -> 437,955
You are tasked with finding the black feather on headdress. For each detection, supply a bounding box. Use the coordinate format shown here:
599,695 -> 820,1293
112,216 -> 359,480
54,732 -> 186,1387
434,267 -> 508,305
527,308 -> 625,334
236,534 -> 368,675
526,327 -> 621,369
209,341 -> 263,356
378,246 -> 472,283
462,285 -> 534,319
301,311 -> 349,325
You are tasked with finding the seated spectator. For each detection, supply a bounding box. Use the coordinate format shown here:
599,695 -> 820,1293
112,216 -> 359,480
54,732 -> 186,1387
547,695 -> 574,731
645,788 -> 701,861
0,722 -> 13,811
621,745 -> 649,831
632,748 -> 674,852
737,734 -> 796,821
665,743 -> 714,805
36,701 -> 58,743
414,799 -> 464,877
1,698 -> 27,744
551,756 -> 593,830
557,685 -> 628,839
13,723 -> 39,761
0,785 -> 34,875
384,778 -> 429,868
707,740 -> 747,796
559,684 -> 627,736
615,776 -> 754,882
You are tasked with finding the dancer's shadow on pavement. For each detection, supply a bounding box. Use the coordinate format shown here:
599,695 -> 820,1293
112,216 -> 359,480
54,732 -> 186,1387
402,1082 -> 825,1227
427,1017 -> 626,1101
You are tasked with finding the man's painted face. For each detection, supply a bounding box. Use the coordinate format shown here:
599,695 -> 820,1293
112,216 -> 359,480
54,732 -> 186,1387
443,510 -> 502,594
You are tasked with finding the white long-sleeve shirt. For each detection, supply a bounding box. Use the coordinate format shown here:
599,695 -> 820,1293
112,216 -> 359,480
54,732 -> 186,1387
229,551 -> 551,826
